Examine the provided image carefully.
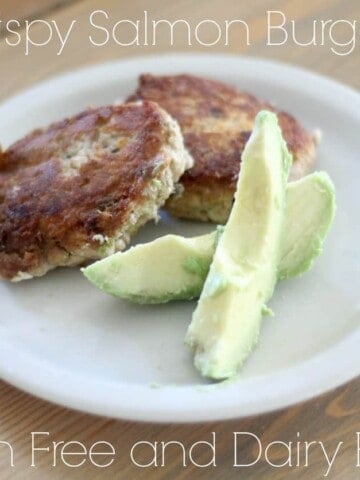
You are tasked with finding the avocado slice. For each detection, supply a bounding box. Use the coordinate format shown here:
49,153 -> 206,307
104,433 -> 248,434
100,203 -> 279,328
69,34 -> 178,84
185,110 -> 291,379
82,171 -> 336,303
83,232 -> 217,304
278,171 -> 336,279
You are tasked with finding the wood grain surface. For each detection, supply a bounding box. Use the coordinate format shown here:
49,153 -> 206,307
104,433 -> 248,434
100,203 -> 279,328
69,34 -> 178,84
0,1 -> 359,479
0,0 -> 76,25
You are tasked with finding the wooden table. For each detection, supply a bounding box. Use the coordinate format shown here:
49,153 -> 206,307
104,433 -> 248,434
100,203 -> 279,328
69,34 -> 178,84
0,1 -> 359,478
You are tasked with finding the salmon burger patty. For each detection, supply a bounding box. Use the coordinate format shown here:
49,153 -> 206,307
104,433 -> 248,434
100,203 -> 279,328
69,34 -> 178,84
127,74 -> 318,223
0,101 -> 192,281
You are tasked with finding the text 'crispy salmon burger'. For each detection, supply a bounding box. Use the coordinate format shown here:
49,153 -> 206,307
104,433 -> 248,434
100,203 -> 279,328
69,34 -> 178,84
127,74 -> 318,223
0,102 -> 192,281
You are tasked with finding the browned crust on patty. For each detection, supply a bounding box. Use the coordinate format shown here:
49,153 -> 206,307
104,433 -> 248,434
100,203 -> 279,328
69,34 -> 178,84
0,101 -> 191,280
127,74 -> 317,223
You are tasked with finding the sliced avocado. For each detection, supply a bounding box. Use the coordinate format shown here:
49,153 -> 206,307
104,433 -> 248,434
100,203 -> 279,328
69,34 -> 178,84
82,172 -> 336,302
185,110 -> 291,379
82,231 -> 217,304
278,171 -> 336,279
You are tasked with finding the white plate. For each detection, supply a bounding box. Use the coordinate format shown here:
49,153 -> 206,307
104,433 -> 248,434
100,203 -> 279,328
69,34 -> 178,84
0,54 -> 359,423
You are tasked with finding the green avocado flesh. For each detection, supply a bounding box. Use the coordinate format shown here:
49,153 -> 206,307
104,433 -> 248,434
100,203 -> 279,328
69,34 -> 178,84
185,110 -> 291,379
83,232 -> 218,304
82,109 -> 337,380
278,172 -> 336,279
82,171 -> 336,304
